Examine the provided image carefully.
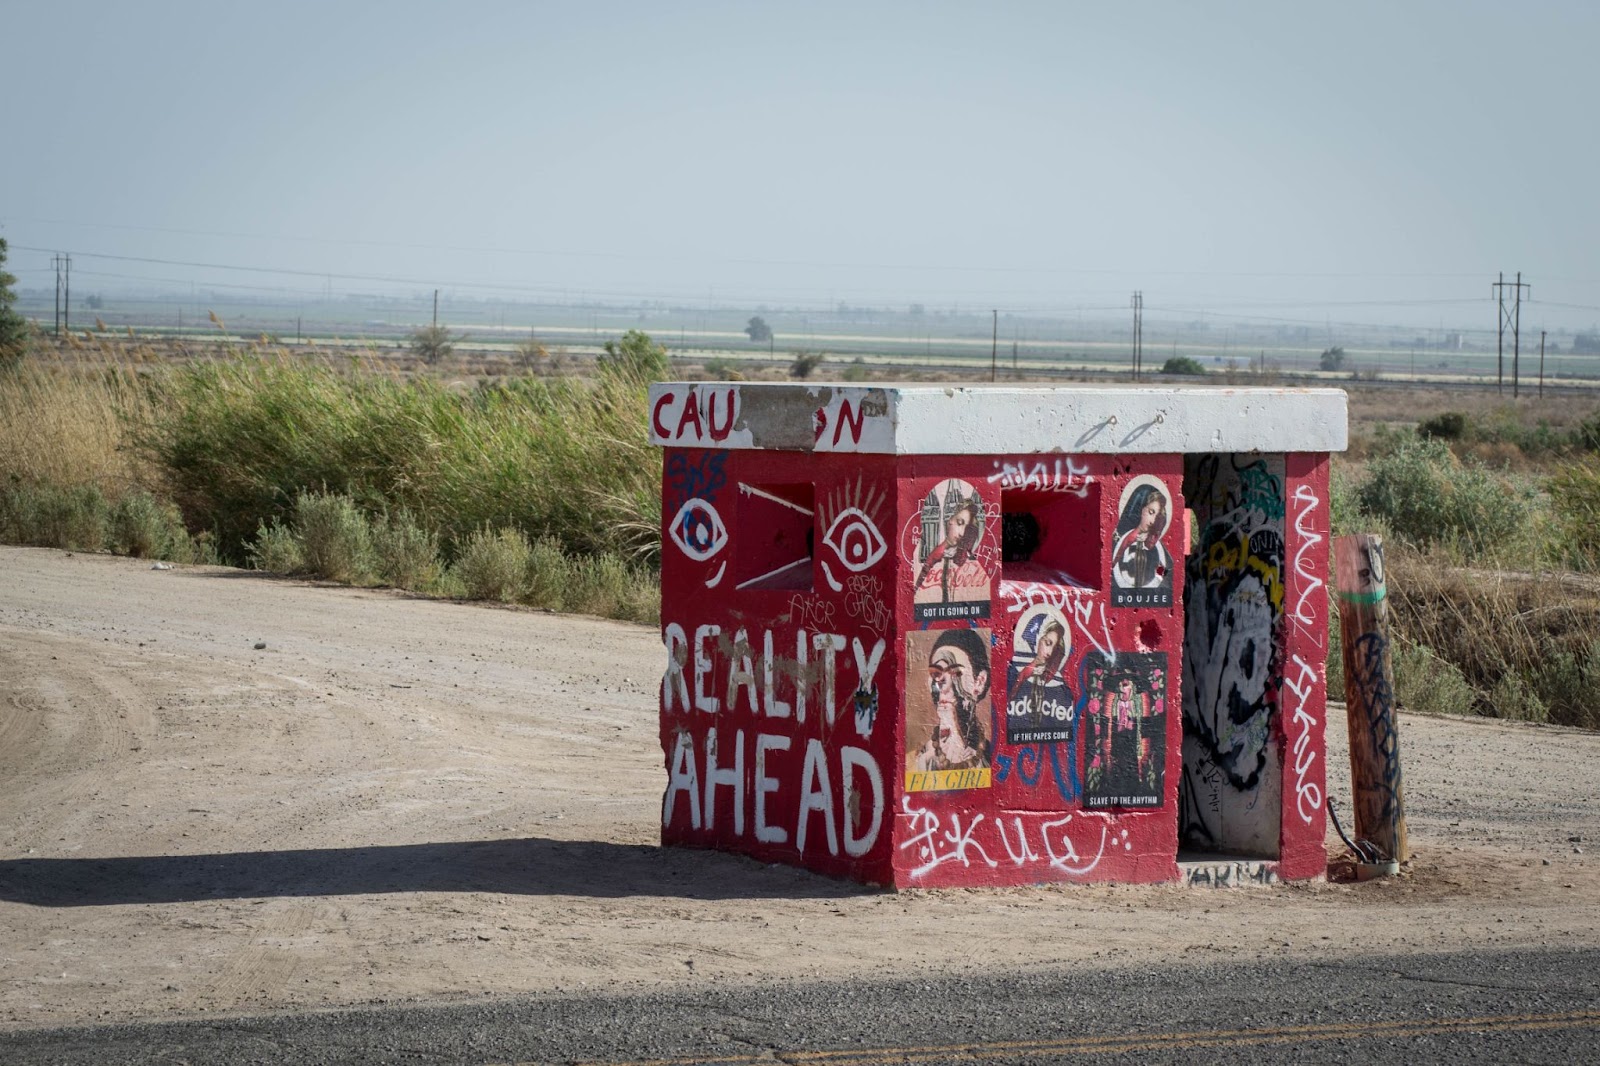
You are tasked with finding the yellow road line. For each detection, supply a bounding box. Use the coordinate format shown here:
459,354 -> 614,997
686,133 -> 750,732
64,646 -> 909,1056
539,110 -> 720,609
532,1007 -> 1600,1066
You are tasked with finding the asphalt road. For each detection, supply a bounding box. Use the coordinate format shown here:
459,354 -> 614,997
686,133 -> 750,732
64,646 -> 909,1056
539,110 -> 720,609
4,946 -> 1596,1065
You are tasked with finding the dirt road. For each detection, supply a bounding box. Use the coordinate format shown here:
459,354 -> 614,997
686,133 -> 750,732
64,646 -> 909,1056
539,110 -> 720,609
1,546 -> 1597,1031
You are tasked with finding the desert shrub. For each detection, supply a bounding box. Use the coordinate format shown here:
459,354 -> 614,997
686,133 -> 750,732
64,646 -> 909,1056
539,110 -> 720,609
294,491 -> 375,583
1545,460 -> 1600,571
1529,641 -> 1600,730
248,518 -> 304,574
598,330 -> 669,382
408,323 -> 459,366
1487,670 -> 1548,724
572,552 -> 632,619
622,574 -> 661,626
1160,356 -> 1206,376
1354,436 -> 1534,558
790,351 -> 825,379
453,526 -> 531,602
701,356 -> 743,380
1390,638 -> 1477,717
372,508 -> 443,592
1328,462 -> 1364,538
524,535 -> 573,612
108,491 -> 191,560
0,482 -> 110,551
1576,411 -> 1600,452
1417,411 -> 1466,440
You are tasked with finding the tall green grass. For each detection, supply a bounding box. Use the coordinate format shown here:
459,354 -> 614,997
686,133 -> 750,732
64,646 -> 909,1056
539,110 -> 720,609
0,343 -> 663,624
135,354 -> 662,564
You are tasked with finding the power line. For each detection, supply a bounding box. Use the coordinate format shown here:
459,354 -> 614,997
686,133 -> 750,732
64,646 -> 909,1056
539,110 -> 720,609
4,218 -> 1498,280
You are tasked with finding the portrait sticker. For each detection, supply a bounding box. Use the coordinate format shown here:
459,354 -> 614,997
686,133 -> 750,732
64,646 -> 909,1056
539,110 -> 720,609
1081,651 -> 1168,809
904,627 -> 994,793
1109,475 -> 1174,608
1005,606 -> 1076,744
910,478 -> 993,622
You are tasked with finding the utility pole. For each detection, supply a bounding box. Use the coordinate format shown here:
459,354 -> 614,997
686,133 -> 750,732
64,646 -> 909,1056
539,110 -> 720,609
1539,330 -> 1546,399
1513,271 -> 1526,398
52,254 -> 73,336
432,289 -> 439,328
1492,272 -> 1529,395
1130,291 -> 1144,381
990,309 -> 998,382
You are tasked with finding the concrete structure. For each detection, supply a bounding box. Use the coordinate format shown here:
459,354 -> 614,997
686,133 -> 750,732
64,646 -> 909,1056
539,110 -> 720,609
650,383 -> 1347,889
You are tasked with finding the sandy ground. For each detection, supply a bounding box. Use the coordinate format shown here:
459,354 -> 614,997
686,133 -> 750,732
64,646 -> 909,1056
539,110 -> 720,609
1,545 -> 1597,1032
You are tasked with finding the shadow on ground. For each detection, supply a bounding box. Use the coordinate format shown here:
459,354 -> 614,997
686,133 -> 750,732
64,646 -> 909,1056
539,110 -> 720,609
0,837 -> 872,906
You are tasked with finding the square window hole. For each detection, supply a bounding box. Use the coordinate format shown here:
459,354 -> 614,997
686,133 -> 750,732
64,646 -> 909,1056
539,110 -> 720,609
732,482 -> 814,591
1001,484 -> 1102,588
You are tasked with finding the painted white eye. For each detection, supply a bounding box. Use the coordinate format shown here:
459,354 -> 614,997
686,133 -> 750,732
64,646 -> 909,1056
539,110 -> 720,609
668,498 -> 729,562
822,507 -> 887,573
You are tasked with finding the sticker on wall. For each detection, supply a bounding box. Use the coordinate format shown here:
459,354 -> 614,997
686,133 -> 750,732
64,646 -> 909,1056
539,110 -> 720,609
1005,606 -> 1075,744
1109,475 -> 1174,608
904,628 -> 994,793
911,478 -> 993,622
1081,651 -> 1168,808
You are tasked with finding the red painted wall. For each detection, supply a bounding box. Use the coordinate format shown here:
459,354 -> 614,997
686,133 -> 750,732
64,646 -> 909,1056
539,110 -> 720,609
888,454 -> 1186,888
659,447 -> 902,884
658,447 -> 1222,889
1277,453 -> 1331,880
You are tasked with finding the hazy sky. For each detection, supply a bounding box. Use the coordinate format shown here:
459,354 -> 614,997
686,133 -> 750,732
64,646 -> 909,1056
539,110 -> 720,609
5,1 -> 1598,330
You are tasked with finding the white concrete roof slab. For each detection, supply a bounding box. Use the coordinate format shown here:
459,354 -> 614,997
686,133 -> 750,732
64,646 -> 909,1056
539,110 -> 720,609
648,382 -> 1347,455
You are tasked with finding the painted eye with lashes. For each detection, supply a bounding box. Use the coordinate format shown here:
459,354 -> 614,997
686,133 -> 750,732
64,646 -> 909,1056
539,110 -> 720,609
821,507 -> 887,573
668,498 -> 729,561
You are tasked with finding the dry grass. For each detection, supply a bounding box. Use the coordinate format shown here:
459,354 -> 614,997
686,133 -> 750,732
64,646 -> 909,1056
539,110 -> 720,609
0,354 -> 158,496
1383,544 -> 1600,728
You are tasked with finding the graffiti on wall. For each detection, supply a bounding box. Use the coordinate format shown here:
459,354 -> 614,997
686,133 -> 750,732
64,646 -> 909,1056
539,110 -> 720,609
986,456 -> 1092,496
999,579 -> 1113,664
1110,476 -> 1175,608
1284,652 -> 1323,826
1082,651 -> 1168,808
653,385 -> 740,445
1183,859 -> 1278,888
665,451 -> 731,587
818,475 -> 890,594
898,796 -> 1131,881
907,479 -> 994,622
1289,482 -> 1326,647
1180,454 -> 1285,849
660,620 -> 888,858
650,384 -> 894,451
904,627 -> 994,792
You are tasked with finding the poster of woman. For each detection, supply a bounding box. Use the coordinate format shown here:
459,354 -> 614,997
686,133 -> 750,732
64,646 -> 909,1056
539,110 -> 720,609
1005,606 -> 1076,744
1110,476 -> 1174,607
911,478 -> 992,622
1081,651 -> 1168,808
904,627 -> 994,793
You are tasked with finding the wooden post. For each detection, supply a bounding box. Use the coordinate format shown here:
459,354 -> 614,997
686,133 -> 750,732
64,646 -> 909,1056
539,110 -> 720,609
1334,534 -> 1409,863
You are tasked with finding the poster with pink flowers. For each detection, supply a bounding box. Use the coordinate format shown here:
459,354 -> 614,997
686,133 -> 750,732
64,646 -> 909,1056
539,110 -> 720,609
1081,651 -> 1168,808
